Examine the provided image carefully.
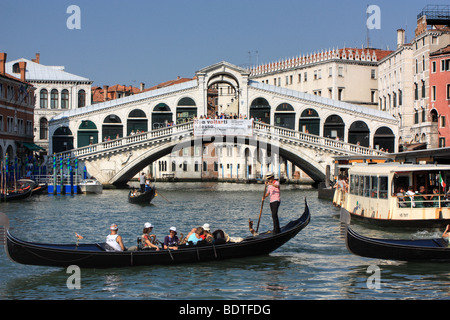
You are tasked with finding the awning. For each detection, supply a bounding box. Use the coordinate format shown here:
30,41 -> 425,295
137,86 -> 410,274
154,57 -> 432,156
22,142 -> 45,151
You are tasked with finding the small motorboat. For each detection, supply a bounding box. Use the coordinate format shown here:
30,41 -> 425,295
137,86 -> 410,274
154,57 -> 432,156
79,179 -> 103,194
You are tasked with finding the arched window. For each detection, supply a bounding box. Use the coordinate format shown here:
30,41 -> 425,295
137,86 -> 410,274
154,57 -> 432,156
78,89 -> 86,108
50,89 -> 59,109
40,89 -> 48,108
61,89 -> 69,109
39,118 -> 48,140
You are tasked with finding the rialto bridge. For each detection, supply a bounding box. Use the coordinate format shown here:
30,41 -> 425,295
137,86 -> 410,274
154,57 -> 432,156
48,61 -> 398,186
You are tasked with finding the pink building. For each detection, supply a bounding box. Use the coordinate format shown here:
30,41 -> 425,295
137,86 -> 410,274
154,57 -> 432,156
429,45 -> 450,148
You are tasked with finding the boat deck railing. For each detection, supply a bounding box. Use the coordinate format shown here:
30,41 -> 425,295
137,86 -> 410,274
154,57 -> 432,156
396,194 -> 450,208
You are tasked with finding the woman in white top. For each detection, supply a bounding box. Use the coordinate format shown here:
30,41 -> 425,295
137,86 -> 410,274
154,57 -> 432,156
106,224 -> 126,251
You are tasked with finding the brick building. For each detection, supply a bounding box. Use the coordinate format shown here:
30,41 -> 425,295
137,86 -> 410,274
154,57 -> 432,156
0,52 -> 37,164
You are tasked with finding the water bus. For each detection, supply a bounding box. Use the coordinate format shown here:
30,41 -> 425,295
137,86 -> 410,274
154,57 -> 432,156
333,162 -> 450,227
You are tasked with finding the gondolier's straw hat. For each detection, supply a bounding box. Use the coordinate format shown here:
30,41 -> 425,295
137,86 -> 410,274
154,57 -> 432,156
265,172 -> 274,179
144,222 -> 153,228
110,224 -> 118,230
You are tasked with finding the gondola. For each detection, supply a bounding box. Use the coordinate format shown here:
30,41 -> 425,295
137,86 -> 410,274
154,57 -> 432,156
0,201 -> 310,268
128,188 -> 156,204
0,185 -> 32,202
340,208 -> 450,262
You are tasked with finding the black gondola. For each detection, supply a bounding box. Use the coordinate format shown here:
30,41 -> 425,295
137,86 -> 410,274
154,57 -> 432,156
0,186 -> 32,202
340,208 -> 450,262
0,201 -> 310,268
128,188 -> 156,204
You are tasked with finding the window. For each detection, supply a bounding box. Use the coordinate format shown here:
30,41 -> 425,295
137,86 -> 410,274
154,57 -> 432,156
421,80 -> 426,98
50,89 -> 58,109
194,161 -> 199,172
39,118 -> 48,140
432,61 -> 437,73
414,110 -> 419,124
61,89 -> 69,109
370,176 -> 378,198
441,59 -> 450,71
40,89 -> 48,108
432,86 -> 436,101
338,67 -> 343,77
0,115 -> 3,131
379,176 -> 388,199
398,89 -> 402,105
328,67 -> 332,77
414,83 -> 418,100
371,69 -> 376,79
447,84 -> 450,100
304,72 -> 307,82
439,137 -> 446,148
78,89 -> 86,108
441,115 -> 446,128
422,108 -> 426,122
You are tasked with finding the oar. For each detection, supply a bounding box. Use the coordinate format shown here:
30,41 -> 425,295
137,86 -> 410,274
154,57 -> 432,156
156,189 -> 171,203
256,183 -> 268,233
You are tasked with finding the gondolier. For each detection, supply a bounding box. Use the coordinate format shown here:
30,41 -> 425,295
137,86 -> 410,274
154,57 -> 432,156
263,173 -> 281,234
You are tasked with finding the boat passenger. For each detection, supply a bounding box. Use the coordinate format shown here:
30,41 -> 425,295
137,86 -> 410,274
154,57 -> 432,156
248,219 -> 258,236
106,224 -> 126,252
142,222 -> 159,251
186,226 -> 204,245
397,187 -> 407,208
163,226 -> 179,250
201,223 -> 214,242
415,186 -> 428,208
430,188 -> 441,208
405,186 -> 415,208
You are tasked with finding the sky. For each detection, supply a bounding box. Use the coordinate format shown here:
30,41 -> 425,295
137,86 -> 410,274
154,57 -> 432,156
0,0 -> 444,88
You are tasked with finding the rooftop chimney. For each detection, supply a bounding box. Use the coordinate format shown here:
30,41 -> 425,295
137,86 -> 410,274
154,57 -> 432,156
18,61 -> 27,81
140,82 -> 145,91
0,52 -> 6,75
397,29 -> 406,48
32,53 -> 40,64
103,85 -> 109,101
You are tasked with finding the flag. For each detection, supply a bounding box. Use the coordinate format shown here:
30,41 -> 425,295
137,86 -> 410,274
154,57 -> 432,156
439,173 -> 446,189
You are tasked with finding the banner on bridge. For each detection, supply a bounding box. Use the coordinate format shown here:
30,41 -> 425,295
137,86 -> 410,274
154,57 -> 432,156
193,119 -> 253,137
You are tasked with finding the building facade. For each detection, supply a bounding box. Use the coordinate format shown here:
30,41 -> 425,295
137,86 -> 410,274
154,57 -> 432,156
5,53 -> 93,153
249,47 -> 392,110
430,45 -> 450,148
378,6 -> 450,150
0,53 -> 37,164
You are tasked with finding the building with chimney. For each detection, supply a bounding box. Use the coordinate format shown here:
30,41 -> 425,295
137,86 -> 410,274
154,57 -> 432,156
378,5 -> 450,150
0,52 -> 37,163
249,47 -> 392,116
5,53 -> 93,153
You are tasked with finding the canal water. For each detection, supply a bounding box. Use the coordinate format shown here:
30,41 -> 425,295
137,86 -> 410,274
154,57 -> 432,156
0,182 -> 449,300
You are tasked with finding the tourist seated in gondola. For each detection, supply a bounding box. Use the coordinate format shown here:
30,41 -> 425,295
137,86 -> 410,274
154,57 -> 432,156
163,226 -> 179,250
186,226 -> 204,245
106,224 -> 126,252
144,180 -> 152,192
141,222 -> 159,250
183,224 -> 214,244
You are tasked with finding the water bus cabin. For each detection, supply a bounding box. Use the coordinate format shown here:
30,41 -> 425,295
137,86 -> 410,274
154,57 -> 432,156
333,163 -> 450,227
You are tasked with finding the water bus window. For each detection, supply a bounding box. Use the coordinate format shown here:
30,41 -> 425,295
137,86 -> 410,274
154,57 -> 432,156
379,176 -> 388,199
364,176 -> 370,197
370,176 -> 378,198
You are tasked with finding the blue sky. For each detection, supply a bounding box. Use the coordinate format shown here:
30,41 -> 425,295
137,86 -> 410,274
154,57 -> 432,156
0,0 -> 443,88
